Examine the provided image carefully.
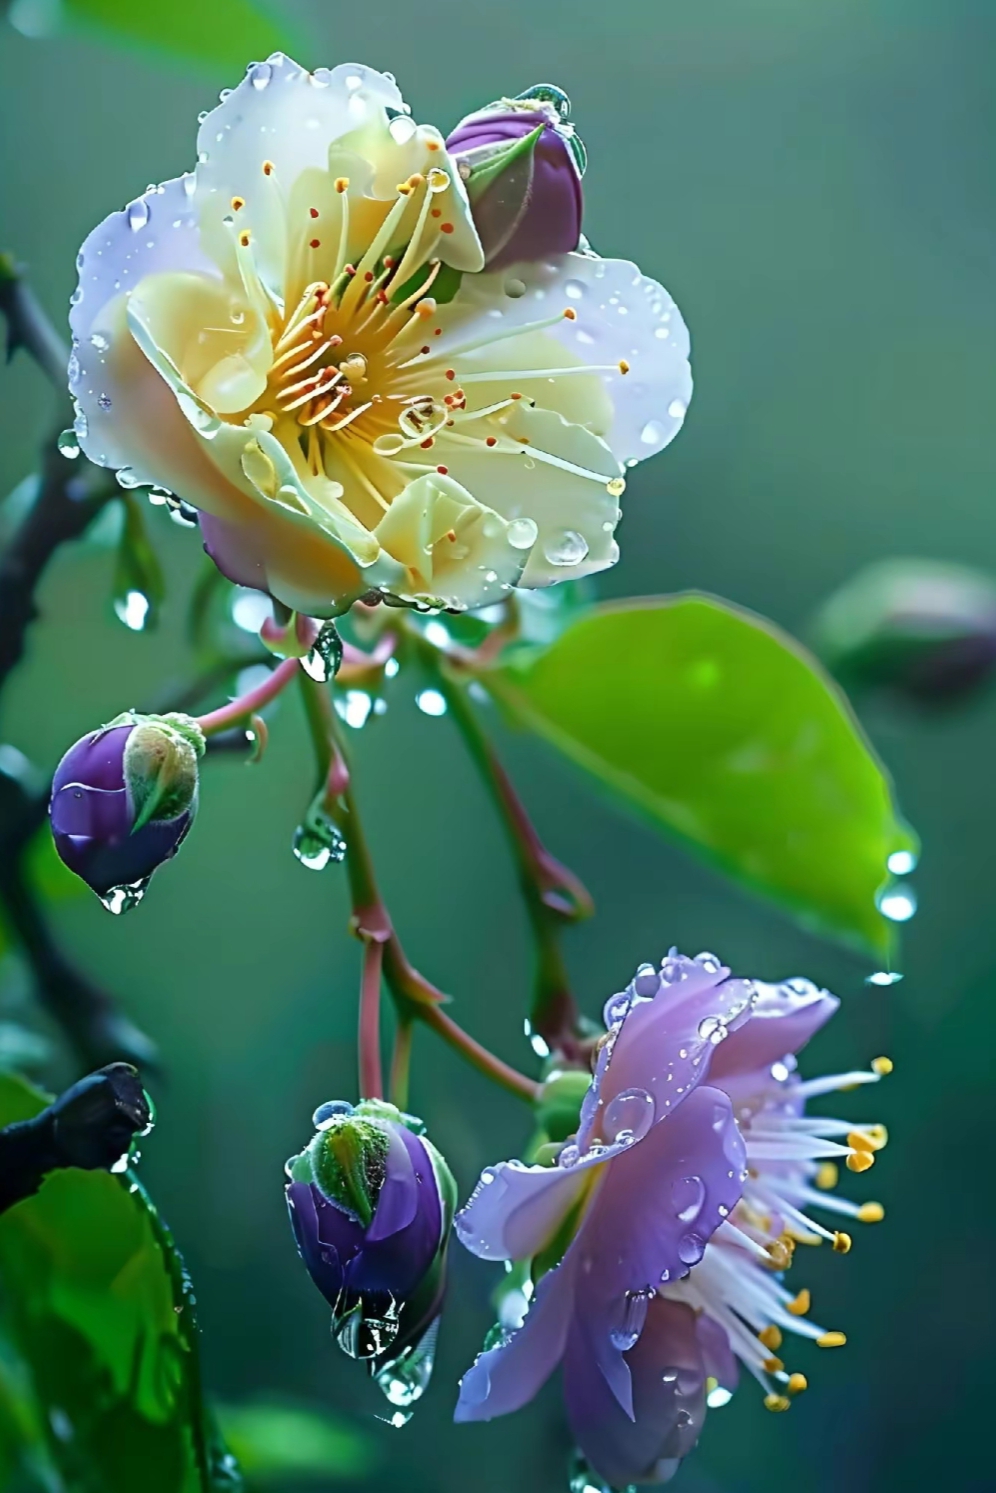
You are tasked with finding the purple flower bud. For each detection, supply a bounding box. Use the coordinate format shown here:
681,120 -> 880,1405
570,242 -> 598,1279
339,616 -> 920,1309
446,86 -> 585,270
812,558 -> 996,703
286,1100 -> 456,1408
50,712 -> 204,909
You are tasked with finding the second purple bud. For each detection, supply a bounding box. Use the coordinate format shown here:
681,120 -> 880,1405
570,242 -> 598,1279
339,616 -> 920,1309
447,85 -> 585,270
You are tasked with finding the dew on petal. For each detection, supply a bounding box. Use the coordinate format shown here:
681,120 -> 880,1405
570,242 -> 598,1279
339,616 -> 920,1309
126,198 -> 149,232
602,1087 -> 655,1145
543,530 -> 589,567
671,1175 -> 706,1225
507,517 -> 539,550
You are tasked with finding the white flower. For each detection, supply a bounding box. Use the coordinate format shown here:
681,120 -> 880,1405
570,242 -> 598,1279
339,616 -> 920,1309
70,55 -> 692,615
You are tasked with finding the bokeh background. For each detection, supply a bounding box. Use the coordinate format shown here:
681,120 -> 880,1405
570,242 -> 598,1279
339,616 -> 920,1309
2,1 -> 995,1489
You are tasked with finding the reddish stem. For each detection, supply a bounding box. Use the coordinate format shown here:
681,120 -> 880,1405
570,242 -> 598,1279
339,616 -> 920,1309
358,938 -> 385,1101
195,656 -> 301,736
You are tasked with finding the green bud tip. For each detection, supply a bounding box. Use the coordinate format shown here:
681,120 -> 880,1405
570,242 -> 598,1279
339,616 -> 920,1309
307,1116 -> 390,1227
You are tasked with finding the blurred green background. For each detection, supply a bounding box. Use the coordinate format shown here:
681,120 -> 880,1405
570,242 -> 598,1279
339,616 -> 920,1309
1,1 -> 995,1489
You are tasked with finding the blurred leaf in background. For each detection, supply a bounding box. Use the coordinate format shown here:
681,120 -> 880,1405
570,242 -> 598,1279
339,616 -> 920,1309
217,1401 -> 374,1487
7,0 -> 303,72
0,1072 -> 239,1493
490,594 -> 916,956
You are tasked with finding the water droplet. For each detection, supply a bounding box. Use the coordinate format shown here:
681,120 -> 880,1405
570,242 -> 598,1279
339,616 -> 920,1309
866,970 -> 903,987
176,389 -> 221,438
696,951 -> 722,973
564,280 -> 585,300
677,1233 -> 705,1267
543,529 -> 589,567
292,812 -> 346,871
602,990 -> 633,1028
374,1320 -> 439,1416
57,429 -> 80,459
197,110 -> 209,123
640,419 -> 665,445
69,287 -> 83,307
603,1087 -> 655,1145
671,1175 -> 705,1224
127,198 -> 149,232
568,1453 -> 611,1493
504,276 -> 527,298
89,331 -> 111,352
99,877 -> 149,914
67,352 -> 81,386
334,690 -> 372,729
877,885 -> 916,922
610,1287 -> 653,1351
707,1384 -> 733,1408
507,516 -> 539,550
697,1016 -> 728,1045
606,477 -> 625,497
114,590 -> 150,631
250,61 -> 272,89
313,1099 -> 354,1127
97,393 -> 112,411
301,620 -> 344,683
398,397 -> 448,443
633,962 -> 660,998
887,849 -> 917,875
668,399 -> 687,420
558,1142 -> 580,1167
415,688 -> 447,717
334,1294 -> 400,1359
115,466 -> 142,490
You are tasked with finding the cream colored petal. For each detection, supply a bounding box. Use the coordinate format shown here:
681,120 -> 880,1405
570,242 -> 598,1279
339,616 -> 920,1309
430,252 -> 692,466
70,174 -> 215,473
434,402 -> 621,588
371,473 -> 525,609
127,270 -> 269,415
452,327 -> 612,434
194,58 -> 405,295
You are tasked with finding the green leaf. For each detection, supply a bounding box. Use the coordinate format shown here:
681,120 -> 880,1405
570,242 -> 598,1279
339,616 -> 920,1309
0,1072 -> 240,1493
216,1402 -> 372,1485
489,595 -> 916,956
53,0 -> 301,73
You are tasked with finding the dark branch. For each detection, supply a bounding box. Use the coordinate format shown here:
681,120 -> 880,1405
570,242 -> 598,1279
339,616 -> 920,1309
0,1062 -> 151,1216
0,251 -> 70,390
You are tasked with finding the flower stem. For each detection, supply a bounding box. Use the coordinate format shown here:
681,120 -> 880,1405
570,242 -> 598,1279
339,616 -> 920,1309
195,655 -> 302,736
296,672 -> 541,1106
389,1013 -> 414,1111
408,630 -> 592,1062
359,937 -> 385,1101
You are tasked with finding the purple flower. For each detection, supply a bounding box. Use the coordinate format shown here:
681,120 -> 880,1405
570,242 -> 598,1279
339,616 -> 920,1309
446,87 -> 585,269
49,712 -> 203,910
455,952 -> 891,1486
286,1100 -> 457,1412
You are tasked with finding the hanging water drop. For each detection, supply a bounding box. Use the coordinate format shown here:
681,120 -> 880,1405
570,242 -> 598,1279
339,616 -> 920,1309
292,812 -> 346,871
301,620 -> 344,683
609,1287 -> 653,1352
98,877 -> 150,914
373,1321 -> 439,1418
58,429 -> 81,460
127,198 -> 150,232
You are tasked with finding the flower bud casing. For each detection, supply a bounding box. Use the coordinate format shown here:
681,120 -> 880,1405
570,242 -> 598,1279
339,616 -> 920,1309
446,88 -> 584,269
286,1101 -> 456,1397
812,558 -> 996,703
50,712 -> 204,903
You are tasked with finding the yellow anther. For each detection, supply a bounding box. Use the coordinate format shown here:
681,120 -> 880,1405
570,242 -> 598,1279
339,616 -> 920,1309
563,307 -> 578,320
815,1162 -> 838,1190
334,176 -> 350,193
763,1356 -> 784,1373
758,1325 -> 782,1351
786,1289 -> 811,1316
230,196 -> 245,211
787,1373 -> 808,1395
778,1232 -> 798,1255
847,1149 -> 875,1173
397,181 -> 413,195
872,1055 -> 894,1075
764,1394 -> 791,1413
833,1231 -> 852,1255
766,1240 -> 792,1269
865,1124 -> 889,1150
857,1201 -> 885,1224
238,230 -> 251,248
262,160 -> 275,176
408,173 -> 425,188
817,1331 -> 847,1349
848,1130 -> 876,1154
618,359 -> 630,374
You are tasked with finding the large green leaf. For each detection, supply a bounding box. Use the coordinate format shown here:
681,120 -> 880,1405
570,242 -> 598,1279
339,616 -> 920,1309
0,1073 -> 239,1493
488,595 -> 916,956
38,0 -> 300,72
217,1401 -> 372,1485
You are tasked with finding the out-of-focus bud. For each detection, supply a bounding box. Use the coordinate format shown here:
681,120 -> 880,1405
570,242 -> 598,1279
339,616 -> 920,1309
535,1068 -> 592,1143
446,85 -> 585,270
50,712 -> 204,911
811,559 -> 996,703
285,1099 -> 456,1420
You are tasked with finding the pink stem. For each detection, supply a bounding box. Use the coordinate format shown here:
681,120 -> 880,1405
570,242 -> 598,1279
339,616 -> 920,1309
359,937 -> 385,1100
195,656 -> 301,736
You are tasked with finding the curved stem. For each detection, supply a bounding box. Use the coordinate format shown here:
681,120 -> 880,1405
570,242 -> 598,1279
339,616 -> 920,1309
297,673 -> 541,1106
389,1013 -> 414,1111
408,629 -> 592,1061
358,938 -> 385,1100
195,655 -> 301,735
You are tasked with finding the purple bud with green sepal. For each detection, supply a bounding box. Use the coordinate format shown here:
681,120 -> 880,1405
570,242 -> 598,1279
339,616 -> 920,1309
446,85 -> 585,270
50,711 -> 204,909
